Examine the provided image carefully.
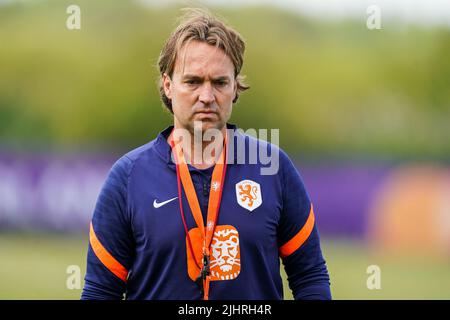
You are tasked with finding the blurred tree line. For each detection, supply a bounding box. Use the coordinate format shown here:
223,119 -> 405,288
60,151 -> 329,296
0,0 -> 449,160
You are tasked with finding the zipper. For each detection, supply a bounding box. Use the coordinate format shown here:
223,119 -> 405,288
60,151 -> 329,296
202,181 -> 209,197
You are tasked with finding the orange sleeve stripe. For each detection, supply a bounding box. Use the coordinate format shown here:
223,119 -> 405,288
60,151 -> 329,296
279,204 -> 315,259
89,222 -> 128,282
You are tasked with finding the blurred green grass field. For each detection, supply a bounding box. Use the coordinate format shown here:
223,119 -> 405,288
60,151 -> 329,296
0,233 -> 449,299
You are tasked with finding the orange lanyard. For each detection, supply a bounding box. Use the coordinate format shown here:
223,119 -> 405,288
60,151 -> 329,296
169,129 -> 228,300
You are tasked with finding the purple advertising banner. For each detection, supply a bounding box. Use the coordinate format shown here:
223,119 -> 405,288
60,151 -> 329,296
300,164 -> 390,237
0,153 -> 112,232
0,153 -> 391,237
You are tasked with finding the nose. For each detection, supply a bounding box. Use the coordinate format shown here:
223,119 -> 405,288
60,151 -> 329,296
198,81 -> 215,105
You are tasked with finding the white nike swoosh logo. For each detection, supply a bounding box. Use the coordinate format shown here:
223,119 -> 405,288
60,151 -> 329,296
153,197 -> 178,208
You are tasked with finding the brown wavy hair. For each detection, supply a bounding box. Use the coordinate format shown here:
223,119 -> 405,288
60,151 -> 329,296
157,8 -> 250,113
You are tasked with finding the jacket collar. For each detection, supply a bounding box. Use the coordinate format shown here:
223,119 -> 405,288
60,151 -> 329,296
154,123 -> 240,165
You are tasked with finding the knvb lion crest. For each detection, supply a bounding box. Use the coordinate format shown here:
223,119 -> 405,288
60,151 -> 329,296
210,226 -> 241,281
186,225 -> 241,282
235,179 -> 262,212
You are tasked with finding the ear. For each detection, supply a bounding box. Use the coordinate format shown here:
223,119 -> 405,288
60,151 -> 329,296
162,73 -> 172,99
233,78 -> 238,102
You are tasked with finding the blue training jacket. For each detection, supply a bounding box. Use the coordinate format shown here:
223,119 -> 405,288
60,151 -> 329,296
81,124 -> 331,300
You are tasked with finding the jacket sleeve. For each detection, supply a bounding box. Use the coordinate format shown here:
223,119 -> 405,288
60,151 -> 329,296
277,150 -> 331,300
81,156 -> 135,300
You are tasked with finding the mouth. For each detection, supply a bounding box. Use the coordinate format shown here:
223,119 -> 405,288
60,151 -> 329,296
194,111 -> 218,118
195,110 -> 216,114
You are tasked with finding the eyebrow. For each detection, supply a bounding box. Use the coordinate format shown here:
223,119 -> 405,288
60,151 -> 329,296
181,74 -> 231,81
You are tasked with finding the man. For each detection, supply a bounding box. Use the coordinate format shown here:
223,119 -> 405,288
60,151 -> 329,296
81,9 -> 331,300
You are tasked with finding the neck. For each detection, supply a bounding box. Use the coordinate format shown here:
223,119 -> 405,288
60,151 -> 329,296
169,124 -> 226,170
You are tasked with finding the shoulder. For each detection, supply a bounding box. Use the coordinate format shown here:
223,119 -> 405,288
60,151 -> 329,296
108,138 -> 161,181
123,138 -> 159,163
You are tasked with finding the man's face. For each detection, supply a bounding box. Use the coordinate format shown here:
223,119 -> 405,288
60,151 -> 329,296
163,40 -> 237,134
